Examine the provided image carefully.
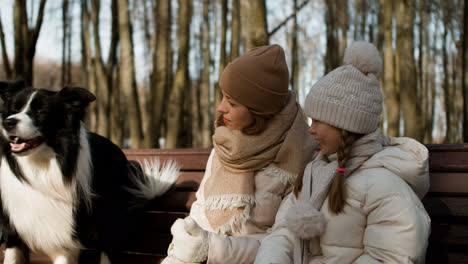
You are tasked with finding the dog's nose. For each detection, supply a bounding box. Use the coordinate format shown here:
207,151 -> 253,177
3,118 -> 19,131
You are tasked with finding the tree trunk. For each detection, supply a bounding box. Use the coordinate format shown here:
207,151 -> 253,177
290,0 -> 299,94
360,0 -> 367,39
166,0 -> 192,148
110,65 -> 123,146
200,0 -> 212,148
145,0 -> 172,148
452,52 -> 462,142
418,0 -> 426,139
381,0 -> 399,136
81,0 -> 97,131
13,0 -> 47,85
463,0 -> 468,141
214,0 -> 228,123
117,0 -> 144,148
108,0 -> 122,146
395,0 -> 423,141
90,0 -> 110,138
425,18 -> 438,143
353,0 -> 360,40
230,0 -> 241,60
339,0 -> 348,60
442,30 -> 452,142
61,0 -> 70,87
240,0 -> 268,51
324,0 -> 340,73
0,14 -> 13,79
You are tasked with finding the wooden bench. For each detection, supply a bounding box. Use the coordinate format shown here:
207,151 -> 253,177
1,145 -> 467,263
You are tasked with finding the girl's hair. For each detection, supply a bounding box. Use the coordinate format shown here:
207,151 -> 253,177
328,130 -> 362,214
293,129 -> 362,215
215,110 -> 275,135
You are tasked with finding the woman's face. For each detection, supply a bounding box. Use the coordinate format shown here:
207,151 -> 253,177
217,92 -> 254,131
308,119 -> 342,155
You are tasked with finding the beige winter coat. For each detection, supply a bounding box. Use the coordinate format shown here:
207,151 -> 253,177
164,149 -> 300,264
255,137 -> 431,264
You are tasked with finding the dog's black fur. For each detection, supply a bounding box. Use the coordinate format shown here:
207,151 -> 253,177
0,80 -> 179,263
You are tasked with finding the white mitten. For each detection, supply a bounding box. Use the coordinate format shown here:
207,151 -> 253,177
168,217 -> 209,263
284,201 -> 325,239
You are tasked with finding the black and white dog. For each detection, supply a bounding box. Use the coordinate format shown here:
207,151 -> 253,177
0,80 -> 180,263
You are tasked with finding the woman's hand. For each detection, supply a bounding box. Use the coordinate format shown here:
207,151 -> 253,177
168,217 -> 209,263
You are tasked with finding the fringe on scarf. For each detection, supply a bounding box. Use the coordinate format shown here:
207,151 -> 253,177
263,164 -> 297,185
214,205 -> 252,235
205,194 -> 256,210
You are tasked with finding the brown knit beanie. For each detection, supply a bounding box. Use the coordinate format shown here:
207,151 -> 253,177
304,41 -> 383,134
219,44 -> 290,114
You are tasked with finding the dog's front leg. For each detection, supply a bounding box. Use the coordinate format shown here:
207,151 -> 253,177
99,252 -> 111,264
52,250 -> 79,264
3,247 -> 28,264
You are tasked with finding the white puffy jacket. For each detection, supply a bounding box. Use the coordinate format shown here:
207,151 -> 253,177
255,137 -> 431,264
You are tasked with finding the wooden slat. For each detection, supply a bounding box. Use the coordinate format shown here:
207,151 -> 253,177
426,250 -> 468,264
423,196 -> 468,222
148,191 -> 197,212
428,173 -> 468,195
138,211 -> 188,233
427,144 -> 468,172
173,171 -> 203,191
428,224 -> 468,247
0,251 -> 166,264
124,148 -> 210,171
426,144 -> 468,152
115,252 -> 165,264
125,232 -> 172,254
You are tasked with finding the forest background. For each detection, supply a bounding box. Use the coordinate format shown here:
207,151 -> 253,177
0,0 -> 466,149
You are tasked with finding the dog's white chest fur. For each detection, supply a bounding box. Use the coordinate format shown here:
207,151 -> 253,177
0,147 -> 80,255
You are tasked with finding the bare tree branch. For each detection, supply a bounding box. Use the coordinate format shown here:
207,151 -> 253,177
268,0 -> 310,37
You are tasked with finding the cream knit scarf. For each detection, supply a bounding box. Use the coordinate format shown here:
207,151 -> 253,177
307,128 -> 384,210
204,92 -> 316,235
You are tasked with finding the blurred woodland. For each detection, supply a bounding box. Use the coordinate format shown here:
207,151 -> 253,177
0,0 -> 466,148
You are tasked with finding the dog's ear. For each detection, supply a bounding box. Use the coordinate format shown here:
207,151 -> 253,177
57,86 -> 96,110
0,79 -> 26,102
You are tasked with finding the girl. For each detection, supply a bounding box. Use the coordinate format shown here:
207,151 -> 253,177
254,41 -> 431,264
162,44 -> 318,264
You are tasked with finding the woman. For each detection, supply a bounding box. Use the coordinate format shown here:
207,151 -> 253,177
254,41 -> 431,264
163,44 -> 318,264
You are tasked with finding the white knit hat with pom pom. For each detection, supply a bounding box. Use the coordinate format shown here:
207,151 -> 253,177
304,41 -> 383,134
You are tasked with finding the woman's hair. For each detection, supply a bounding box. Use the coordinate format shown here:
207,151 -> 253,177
215,109 -> 275,135
293,129 -> 362,215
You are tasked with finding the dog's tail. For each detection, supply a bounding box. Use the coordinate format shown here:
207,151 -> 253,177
127,159 -> 180,200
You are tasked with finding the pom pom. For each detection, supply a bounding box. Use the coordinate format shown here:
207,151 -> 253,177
343,41 -> 382,76
284,201 -> 326,239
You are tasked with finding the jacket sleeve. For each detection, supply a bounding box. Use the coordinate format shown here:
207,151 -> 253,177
207,232 -> 266,264
253,193 -> 297,264
354,177 -> 431,264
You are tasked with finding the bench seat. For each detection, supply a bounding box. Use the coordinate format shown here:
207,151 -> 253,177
1,145 -> 467,264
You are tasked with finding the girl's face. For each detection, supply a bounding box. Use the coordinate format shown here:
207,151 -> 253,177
217,92 -> 254,131
308,119 -> 342,155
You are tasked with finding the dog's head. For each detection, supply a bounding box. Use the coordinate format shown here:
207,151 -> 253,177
0,80 -> 95,155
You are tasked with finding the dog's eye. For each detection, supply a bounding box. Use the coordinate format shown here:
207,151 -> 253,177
30,102 -> 43,115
